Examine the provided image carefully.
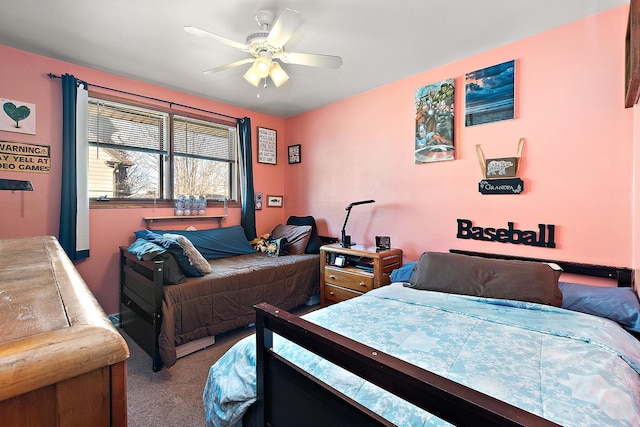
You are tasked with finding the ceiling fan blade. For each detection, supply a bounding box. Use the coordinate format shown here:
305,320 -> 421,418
266,8 -> 304,49
203,58 -> 255,74
279,52 -> 343,69
184,26 -> 248,52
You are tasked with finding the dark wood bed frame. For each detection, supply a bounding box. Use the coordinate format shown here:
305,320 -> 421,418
119,247 -> 165,371
119,235 -> 339,372
246,250 -> 635,426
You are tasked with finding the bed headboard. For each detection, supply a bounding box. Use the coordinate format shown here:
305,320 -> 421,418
449,249 -> 634,288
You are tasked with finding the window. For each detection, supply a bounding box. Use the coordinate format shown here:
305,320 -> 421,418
87,97 -> 238,202
173,116 -> 236,200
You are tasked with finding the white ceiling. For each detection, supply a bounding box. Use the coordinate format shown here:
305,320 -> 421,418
0,0 -> 629,118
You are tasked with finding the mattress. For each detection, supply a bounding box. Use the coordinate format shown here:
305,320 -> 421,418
203,283 -> 640,427
159,251 -> 319,368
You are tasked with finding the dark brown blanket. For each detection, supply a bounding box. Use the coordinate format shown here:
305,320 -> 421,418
159,252 -> 319,367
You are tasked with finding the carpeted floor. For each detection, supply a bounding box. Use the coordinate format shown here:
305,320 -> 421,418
122,303 -> 318,427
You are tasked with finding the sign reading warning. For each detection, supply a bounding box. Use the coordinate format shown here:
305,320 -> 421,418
0,141 -> 51,173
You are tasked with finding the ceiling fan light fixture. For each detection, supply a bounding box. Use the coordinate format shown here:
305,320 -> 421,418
269,62 -> 289,87
254,51 -> 272,78
188,8 -> 342,89
243,67 -> 260,87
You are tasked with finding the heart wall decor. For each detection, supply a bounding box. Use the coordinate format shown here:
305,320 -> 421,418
0,98 -> 36,135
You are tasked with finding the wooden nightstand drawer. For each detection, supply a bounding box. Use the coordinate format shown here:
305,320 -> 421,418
320,244 -> 403,307
325,267 -> 374,292
324,283 -> 362,303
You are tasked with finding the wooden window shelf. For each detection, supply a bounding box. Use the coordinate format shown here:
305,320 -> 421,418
143,215 -> 227,229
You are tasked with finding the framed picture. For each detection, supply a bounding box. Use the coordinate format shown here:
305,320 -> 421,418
266,195 -> 283,207
288,144 -> 301,164
465,60 -> 515,126
414,78 -> 455,164
257,127 -> 277,164
0,98 -> 36,135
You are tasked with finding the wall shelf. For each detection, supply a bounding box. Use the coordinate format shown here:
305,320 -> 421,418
0,178 -> 34,191
143,215 -> 227,229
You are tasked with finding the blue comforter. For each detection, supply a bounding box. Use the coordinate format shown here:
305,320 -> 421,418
203,283 -> 640,426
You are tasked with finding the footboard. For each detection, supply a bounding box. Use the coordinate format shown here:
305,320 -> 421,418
253,303 -> 559,427
119,247 -> 164,372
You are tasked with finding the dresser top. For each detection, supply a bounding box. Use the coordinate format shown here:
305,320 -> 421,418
0,236 -> 69,342
0,236 -> 129,401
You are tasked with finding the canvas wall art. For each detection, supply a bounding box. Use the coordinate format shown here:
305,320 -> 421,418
414,78 -> 455,164
465,60 -> 515,126
0,98 -> 36,134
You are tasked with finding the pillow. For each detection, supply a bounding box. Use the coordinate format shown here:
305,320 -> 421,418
156,252 -> 188,285
128,238 -> 166,261
406,252 -> 563,307
138,231 -> 203,277
267,237 -> 288,257
286,216 -> 323,254
271,224 -> 312,255
164,233 -> 212,274
136,225 -> 254,260
559,282 -> 640,332
390,261 -> 417,283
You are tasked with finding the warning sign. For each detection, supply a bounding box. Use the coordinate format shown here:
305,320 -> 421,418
0,141 -> 51,174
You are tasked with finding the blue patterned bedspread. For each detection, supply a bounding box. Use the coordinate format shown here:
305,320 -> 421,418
203,283 -> 640,427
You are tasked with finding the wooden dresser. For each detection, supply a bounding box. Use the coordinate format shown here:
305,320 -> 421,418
320,244 -> 403,306
0,236 -> 129,426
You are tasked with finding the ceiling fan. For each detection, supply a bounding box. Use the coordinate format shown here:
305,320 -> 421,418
185,8 -> 343,88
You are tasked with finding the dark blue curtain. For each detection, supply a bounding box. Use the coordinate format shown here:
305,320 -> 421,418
238,117 -> 256,240
59,73 -> 89,260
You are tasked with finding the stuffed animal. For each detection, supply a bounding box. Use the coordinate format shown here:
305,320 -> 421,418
250,233 -> 271,252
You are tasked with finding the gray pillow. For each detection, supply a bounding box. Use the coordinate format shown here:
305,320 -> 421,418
406,252 -> 562,307
164,233 -> 212,274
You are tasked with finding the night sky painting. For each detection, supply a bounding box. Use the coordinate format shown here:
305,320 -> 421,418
465,60 -> 515,126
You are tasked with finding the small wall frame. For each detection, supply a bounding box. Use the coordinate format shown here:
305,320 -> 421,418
288,144 -> 301,164
267,195 -> 283,207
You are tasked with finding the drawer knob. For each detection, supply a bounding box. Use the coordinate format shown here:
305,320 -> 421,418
329,291 -> 335,295
359,282 -> 366,287
329,275 -> 336,280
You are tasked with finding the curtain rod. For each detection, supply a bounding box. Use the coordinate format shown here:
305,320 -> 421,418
47,73 -> 242,121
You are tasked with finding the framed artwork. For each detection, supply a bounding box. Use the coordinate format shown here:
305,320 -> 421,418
257,127 -> 277,164
414,78 -> 455,164
0,98 -> 36,135
266,195 -> 283,207
288,144 -> 301,164
465,60 -> 515,126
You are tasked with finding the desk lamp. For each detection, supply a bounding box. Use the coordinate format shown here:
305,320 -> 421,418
341,199 -> 375,247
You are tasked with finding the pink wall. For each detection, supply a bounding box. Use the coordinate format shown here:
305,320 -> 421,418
0,5 -> 636,313
285,5 -> 636,269
0,45 -> 287,313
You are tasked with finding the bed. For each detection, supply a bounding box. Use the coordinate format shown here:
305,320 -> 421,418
203,250 -> 640,427
120,220 -> 329,372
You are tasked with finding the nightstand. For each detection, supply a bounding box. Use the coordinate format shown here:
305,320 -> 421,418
320,244 -> 403,306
